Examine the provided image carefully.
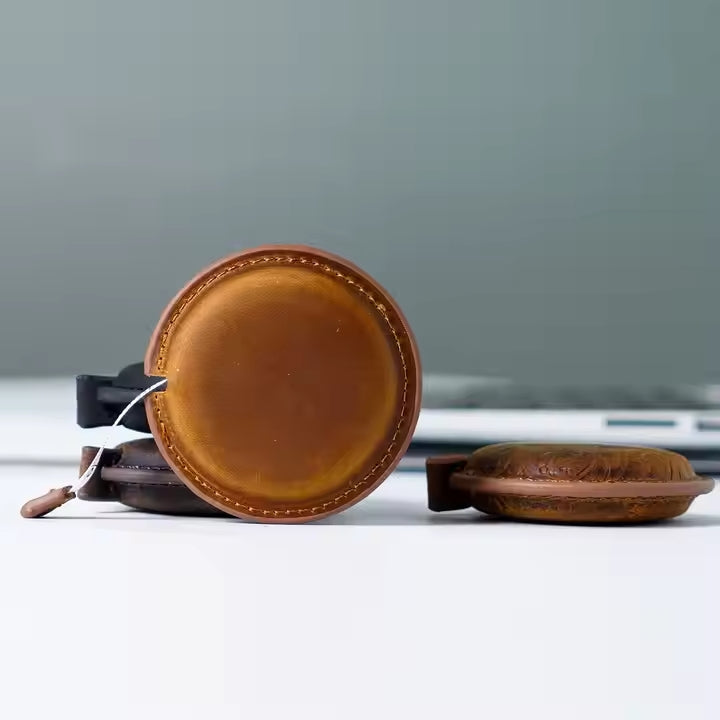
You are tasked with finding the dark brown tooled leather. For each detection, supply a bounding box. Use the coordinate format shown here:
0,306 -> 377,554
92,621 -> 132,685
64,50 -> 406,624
427,443 -> 715,524
461,443 -> 698,485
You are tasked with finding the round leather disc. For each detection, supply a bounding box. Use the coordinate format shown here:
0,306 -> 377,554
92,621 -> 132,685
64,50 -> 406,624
144,246 -> 421,522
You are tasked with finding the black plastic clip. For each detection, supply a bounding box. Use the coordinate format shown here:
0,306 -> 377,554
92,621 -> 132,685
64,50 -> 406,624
76,362 -> 163,433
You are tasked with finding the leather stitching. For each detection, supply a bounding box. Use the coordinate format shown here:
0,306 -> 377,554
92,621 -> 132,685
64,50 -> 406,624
151,253 -> 410,518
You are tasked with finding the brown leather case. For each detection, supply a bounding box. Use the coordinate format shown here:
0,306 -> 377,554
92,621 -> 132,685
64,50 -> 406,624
84,246 -> 421,522
78,439 -> 227,516
427,443 -> 715,523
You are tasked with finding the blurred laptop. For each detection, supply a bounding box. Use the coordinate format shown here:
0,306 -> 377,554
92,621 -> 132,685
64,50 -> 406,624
3,374 -> 720,476
404,374 -> 720,474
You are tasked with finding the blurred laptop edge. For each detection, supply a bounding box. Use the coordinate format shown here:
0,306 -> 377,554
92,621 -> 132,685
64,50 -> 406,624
404,374 -> 720,474
3,375 -> 720,476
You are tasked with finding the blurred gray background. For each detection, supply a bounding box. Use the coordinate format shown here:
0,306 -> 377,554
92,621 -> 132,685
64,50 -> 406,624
1,0 -> 718,383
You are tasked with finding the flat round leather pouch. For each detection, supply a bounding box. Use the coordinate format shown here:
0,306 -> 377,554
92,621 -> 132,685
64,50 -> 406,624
78,439 -> 227,517
427,443 -> 715,523
143,245 -> 421,522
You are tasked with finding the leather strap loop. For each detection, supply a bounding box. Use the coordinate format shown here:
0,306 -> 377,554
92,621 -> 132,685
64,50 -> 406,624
426,455 -> 471,511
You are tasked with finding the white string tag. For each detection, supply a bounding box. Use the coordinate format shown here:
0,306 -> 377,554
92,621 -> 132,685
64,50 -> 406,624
20,378 -> 168,518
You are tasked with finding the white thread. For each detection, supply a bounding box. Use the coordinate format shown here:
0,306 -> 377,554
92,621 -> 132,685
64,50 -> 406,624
74,378 -> 168,492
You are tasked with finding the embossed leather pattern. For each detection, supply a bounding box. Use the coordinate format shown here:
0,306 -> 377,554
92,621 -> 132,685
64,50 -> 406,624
427,443 -> 715,523
144,246 -> 421,522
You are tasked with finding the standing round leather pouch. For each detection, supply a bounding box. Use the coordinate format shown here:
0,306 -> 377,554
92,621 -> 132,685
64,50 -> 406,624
26,246 -> 422,523
146,246 -> 421,522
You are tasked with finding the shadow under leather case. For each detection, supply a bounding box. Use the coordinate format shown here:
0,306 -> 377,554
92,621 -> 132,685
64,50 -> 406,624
75,245 -> 422,522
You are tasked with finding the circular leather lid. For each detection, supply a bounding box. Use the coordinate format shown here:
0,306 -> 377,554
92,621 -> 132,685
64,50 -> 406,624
144,246 -> 421,522
455,443 -> 714,498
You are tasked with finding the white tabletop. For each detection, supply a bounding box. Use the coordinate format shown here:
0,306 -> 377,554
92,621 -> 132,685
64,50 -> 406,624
1,381 -> 719,719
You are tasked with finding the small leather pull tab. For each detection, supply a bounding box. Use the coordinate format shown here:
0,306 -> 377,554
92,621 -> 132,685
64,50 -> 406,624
20,486 -> 76,518
426,455 -> 471,511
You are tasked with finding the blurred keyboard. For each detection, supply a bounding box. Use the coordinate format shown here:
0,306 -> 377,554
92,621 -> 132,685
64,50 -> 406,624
422,377 -> 720,411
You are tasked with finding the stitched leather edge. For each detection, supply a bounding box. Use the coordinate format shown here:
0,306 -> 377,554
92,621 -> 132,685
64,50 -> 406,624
150,253 -> 411,518
452,473 -> 715,498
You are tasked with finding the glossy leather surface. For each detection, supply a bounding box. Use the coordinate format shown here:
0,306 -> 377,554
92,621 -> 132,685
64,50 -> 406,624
145,246 -> 421,522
